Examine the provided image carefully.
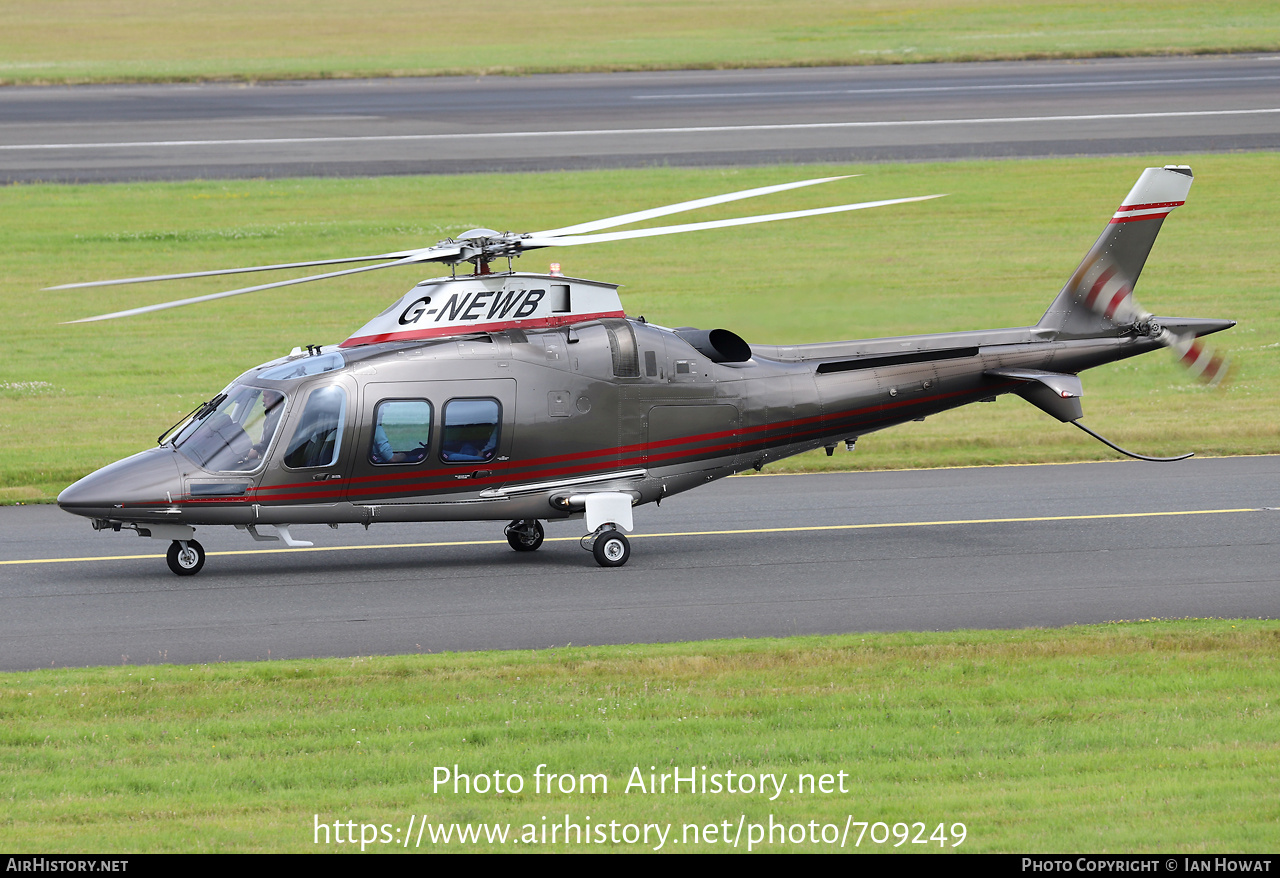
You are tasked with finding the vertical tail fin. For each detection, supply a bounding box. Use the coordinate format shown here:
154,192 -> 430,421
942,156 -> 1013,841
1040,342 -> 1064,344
1038,166 -> 1193,338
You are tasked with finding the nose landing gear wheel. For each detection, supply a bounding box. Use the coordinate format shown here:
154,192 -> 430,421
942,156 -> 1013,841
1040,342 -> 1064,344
505,520 -> 545,552
167,539 -> 205,576
592,530 -> 630,568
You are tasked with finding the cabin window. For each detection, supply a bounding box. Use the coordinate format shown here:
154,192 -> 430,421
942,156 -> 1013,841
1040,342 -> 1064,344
370,399 -> 432,465
283,385 -> 347,469
173,384 -> 286,473
440,398 -> 500,463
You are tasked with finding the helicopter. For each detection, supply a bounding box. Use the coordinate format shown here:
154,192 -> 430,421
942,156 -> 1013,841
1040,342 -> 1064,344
54,167 -> 1233,575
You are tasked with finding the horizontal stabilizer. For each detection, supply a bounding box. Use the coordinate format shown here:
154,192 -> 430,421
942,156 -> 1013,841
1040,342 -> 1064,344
1150,317 -> 1236,338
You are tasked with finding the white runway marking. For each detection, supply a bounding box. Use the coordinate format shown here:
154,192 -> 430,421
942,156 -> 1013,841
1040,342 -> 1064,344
2,507 -> 1260,566
629,74 -> 1280,100
6,108 -> 1280,151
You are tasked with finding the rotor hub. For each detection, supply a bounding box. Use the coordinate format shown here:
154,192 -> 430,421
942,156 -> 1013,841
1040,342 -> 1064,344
442,230 -> 531,268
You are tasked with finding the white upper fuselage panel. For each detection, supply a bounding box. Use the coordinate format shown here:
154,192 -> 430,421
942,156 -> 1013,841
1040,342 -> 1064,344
340,272 -> 625,348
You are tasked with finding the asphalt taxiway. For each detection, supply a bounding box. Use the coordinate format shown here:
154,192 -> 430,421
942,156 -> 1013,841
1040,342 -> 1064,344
3,54 -> 1279,182
2,457 -> 1277,671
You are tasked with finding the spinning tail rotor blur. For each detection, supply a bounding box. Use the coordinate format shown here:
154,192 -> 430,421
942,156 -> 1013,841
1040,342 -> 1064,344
1058,165 -> 1231,387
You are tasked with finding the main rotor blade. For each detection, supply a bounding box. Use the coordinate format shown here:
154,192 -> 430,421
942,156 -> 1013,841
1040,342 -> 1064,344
45,252 -> 427,291
522,195 -> 946,248
55,181 -> 941,325
535,175 -> 859,238
49,177 -> 858,290
60,251 -> 456,324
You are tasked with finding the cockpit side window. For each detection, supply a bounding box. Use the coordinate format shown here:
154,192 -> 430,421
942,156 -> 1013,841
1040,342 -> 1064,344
283,385 -> 348,469
440,398 -> 500,463
173,386 -> 286,473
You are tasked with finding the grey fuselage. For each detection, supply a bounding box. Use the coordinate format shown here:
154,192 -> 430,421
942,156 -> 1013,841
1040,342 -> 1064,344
57,312 -> 1166,531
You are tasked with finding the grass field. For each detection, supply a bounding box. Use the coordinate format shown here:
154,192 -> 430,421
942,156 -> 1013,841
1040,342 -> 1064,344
1,620 -> 1276,852
3,154 -> 1277,502
1,0 -> 1279,85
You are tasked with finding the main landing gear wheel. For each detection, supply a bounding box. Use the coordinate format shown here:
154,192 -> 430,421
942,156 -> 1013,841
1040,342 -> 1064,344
592,530 -> 630,568
505,520 -> 545,552
167,539 -> 205,576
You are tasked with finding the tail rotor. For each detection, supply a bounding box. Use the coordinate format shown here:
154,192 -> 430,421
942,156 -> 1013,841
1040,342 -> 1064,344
1043,165 -> 1233,387
1069,250 -> 1232,387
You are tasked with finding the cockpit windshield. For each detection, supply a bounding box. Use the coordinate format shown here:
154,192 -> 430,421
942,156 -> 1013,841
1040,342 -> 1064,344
171,385 -> 286,473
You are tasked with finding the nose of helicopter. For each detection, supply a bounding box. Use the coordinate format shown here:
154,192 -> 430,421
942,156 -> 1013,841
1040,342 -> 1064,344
58,446 -> 185,519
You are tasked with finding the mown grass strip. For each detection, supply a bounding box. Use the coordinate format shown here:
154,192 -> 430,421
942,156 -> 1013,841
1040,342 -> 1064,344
1,620 -> 1277,852
2,1 -> 1279,85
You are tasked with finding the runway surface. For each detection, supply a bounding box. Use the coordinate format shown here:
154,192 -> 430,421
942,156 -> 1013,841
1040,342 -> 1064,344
4,55 -> 1280,182
2,457 -> 1277,671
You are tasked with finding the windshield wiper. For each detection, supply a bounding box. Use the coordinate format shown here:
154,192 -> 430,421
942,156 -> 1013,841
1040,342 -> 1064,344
157,392 -> 226,446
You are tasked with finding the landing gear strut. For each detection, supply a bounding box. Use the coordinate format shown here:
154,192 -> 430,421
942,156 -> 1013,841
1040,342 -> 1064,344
505,519 -> 545,552
166,539 -> 205,576
563,492 -> 636,568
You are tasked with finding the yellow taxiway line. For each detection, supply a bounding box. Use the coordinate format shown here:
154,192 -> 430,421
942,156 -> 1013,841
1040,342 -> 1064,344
0,507 -> 1263,567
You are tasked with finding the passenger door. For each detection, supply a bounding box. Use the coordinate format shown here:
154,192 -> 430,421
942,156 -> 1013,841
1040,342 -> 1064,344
346,379 -> 516,504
